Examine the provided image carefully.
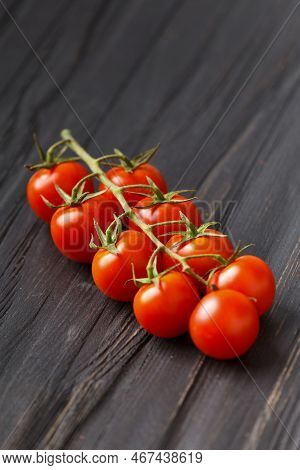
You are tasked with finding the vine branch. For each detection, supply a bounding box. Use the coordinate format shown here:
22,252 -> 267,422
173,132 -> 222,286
61,129 -> 212,286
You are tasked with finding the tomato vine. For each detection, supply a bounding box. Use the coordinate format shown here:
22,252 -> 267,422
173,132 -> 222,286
25,130 -> 276,360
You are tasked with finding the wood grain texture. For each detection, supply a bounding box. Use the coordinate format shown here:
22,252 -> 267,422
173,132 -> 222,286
0,0 -> 299,450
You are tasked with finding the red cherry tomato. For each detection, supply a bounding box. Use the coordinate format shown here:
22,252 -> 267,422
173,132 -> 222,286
133,271 -> 200,338
207,255 -> 276,316
99,163 -> 167,205
163,229 -> 234,287
92,230 -> 157,302
129,195 -> 202,243
50,196 -> 119,263
27,162 -> 94,223
189,290 -> 260,359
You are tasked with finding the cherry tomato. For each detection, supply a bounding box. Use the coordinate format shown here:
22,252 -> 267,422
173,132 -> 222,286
50,196 -> 119,263
27,162 -> 94,223
133,271 -> 200,338
189,289 -> 260,359
99,163 -> 167,205
129,195 -> 202,243
92,230 -> 157,302
207,255 -> 276,316
163,229 -> 234,287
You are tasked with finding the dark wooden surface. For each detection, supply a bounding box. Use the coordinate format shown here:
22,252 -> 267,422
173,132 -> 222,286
0,0 -> 299,450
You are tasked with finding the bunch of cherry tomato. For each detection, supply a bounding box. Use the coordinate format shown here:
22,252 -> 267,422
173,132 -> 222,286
26,134 -> 276,360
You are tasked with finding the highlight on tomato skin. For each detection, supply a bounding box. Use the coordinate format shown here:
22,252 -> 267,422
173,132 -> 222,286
99,163 -> 168,206
163,229 -> 234,286
129,194 -> 202,244
207,255 -> 276,316
26,162 -> 94,223
50,196 -> 120,264
189,289 -> 260,360
92,230 -> 160,302
133,271 -> 200,338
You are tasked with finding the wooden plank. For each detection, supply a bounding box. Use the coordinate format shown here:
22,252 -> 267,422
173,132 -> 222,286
0,0 -> 299,450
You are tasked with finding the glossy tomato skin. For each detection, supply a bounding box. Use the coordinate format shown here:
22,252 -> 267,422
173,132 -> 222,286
50,196 -> 120,264
163,230 -> 234,286
207,255 -> 276,316
133,271 -> 200,338
99,163 -> 167,205
189,289 -> 260,359
27,162 -> 94,223
129,195 -> 202,243
92,230 -> 158,302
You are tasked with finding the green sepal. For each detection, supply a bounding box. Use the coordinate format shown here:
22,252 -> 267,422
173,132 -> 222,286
169,213 -> 227,248
96,144 -> 160,173
33,133 -> 46,162
132,178 -> 197,209
55,184 -> 73,204
206,241 -> 255,286
128,246 -> 184,287
130,144 -> 160,168
25,134 -> 80,171
227,241 -> 254,263
89,213 -> 126,254
41,172 -> 100,209
40,194 -> 66,209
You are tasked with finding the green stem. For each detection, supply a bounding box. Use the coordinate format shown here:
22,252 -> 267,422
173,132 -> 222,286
61,129 -> 208,286
120,184 -> 152,190
149,220 -> 185,227
184,254 -> 228,264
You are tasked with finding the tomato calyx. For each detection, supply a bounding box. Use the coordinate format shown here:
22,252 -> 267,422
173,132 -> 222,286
96,144 -> 160,173
149,212 -> 227,246
207,241 -> 254,288
90,213 -> 126,254
162,213 -> 229,246
25,134 -> 80,171
130,247 -> 171,287
131,178 -> 197,209
41,172 -> 101,209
